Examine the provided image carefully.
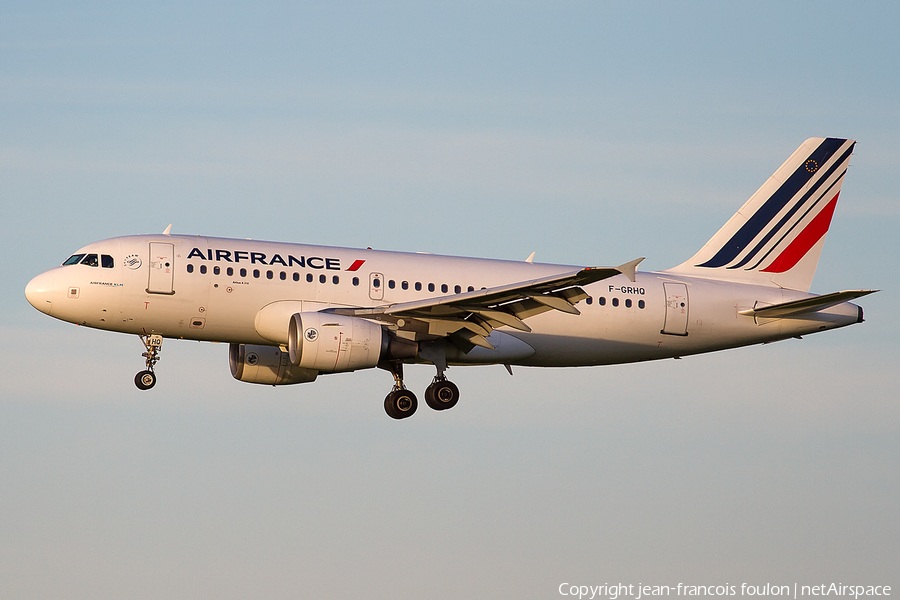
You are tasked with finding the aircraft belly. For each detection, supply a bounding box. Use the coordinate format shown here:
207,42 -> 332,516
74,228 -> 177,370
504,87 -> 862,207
445,331 -> 536,365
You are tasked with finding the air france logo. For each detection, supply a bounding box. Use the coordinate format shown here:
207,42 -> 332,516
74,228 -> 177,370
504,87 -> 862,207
185,247 -> 366,271
304,328 -> 319,342
124,254 -> 142,269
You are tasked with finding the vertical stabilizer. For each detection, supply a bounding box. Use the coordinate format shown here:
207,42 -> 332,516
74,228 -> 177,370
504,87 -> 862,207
667,137 -> 855,291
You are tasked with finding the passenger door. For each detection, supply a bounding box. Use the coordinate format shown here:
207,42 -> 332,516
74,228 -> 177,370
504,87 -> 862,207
661,282 -> 689,336
147,242 -> 175,294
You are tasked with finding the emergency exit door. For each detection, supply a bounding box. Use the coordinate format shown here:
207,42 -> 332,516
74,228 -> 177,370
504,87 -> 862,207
147,242 -> 175,294
369,272 -> 384,301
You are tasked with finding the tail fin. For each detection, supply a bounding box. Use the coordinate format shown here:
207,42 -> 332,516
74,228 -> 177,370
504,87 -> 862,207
667,137 -> 856,291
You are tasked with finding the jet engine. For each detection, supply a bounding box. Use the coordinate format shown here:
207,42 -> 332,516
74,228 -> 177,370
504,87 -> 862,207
287,312 -> 386,372
229,343 -> 318,385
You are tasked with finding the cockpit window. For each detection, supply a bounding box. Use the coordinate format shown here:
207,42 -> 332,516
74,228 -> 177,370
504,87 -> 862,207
101,254 -> 114,268
80,254 -> 99,267
63,254 -> 85,266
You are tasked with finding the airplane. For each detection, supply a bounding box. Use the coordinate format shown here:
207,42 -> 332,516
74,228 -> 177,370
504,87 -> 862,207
25,137 -> 876,419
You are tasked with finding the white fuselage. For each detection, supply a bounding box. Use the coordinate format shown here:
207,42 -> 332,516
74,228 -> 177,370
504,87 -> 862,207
26,234 -> 863,367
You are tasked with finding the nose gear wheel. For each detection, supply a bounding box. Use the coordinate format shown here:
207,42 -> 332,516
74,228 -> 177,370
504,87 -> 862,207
135,370 -> 156,390
135,334 -> 163,390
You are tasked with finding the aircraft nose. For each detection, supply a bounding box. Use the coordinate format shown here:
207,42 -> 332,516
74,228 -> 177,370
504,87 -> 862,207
25,271 -> 55,315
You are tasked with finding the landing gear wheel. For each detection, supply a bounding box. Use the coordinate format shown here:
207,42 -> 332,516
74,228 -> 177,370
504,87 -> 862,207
425,378 -> 459,411
384,389 -> 418,420
136,334 -> 163,390
135,370 -> 157,390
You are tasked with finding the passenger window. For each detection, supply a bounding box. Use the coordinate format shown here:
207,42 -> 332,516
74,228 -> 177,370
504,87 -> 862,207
81,254 -> 99,267
415,282 -> 422,291
253,269 -> 260,278
638,300 -> 645,309
373,278 -> 381,288
101,255 -> 114,268
307,273 -> 313,283
319,274 -> 326,284
333,275 -> 339,285
240,268 -> 247,277
187,264 -> 194,273
625,299 -> 632,308
428,283 -> 435,292
352,277 -> 359,286
441,284 -> 448,293
612,298 -> 619,307
280,272 -> 286,281
586,297 -> 593,305
200,265 -> 207,274
63,254 -> 85,266
227,267 -> 234,276
388,280 -> 396,289
266,270 -> 273,279
214,266 -> 220,275
467,286 -> 474,292
401,281 -> 409,290
293,273 -> 299,281
454,285 -> 461,294
599,297 -> 606,306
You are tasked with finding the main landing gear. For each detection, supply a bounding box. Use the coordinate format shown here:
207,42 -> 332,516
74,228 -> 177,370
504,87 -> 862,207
424,377 -> 460,411
134,334 -> 163,390
383,362 -> 418,419
381,362 -> 461,420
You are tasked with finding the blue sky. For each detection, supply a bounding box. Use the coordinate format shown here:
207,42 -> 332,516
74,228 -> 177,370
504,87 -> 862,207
2,2 -> 898,598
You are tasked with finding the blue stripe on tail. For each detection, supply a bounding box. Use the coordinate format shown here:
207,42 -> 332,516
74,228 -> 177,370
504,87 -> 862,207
698,138 -> 846,268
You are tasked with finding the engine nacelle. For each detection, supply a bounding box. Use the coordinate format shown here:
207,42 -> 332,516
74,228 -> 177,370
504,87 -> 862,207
229,343 -> 318,385
287,312 -> 384,372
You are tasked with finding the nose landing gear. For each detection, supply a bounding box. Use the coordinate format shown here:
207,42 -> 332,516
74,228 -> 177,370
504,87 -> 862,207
134,334 -> 163,390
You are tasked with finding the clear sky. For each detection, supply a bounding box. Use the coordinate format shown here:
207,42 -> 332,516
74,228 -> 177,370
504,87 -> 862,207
2,2 -> 898,598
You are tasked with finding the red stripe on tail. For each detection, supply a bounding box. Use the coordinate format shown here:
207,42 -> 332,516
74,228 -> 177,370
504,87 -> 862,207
761,193 -> 839,274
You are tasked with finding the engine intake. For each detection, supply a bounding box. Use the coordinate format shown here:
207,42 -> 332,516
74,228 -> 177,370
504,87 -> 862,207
229,343 -> 318,385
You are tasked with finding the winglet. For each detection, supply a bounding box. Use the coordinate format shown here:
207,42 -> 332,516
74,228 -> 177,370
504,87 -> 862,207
162,224 -> 173,235
616,257 -> 645,282
525,252 -> 535,263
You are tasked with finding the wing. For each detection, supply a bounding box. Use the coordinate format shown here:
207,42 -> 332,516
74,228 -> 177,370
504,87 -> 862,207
330,257 -> 644,351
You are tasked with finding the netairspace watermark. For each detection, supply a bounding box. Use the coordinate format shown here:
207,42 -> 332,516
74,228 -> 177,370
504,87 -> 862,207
558,584 -> 892,600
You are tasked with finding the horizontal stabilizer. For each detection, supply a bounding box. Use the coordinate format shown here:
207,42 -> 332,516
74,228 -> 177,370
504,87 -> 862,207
739,290 -> 877,318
